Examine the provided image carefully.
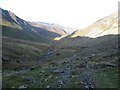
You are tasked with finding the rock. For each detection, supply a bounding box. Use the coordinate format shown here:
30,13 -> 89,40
91,54 -> 95,57
65,76 -> 68,78
16,60 -> 20,63
48,75 -> 53,78
60,70 -> 64,73
60,47 -> 63,49
58,80 -> 63,85
56,53 -> 61,56
46,85 -> 50,88
55,76 -> 58,79
11,86 -> 15,88
88,56 -> 92,58
61,61 -> 66,64
99,63 -> 117,69
115,57 -> 118,60
92,64 -> 98,70
17,41 -> 20,43
76,64 -> 86,68
53,70 -> 59,74
85,85 -> 89,88
81,47 -> 87,49
44,79 -> 48,82
72,75 -> 77,78
23,76 -> 36,84
30,66 -> 36,70
41,71 -> 45,74
19,85 -> 27,89
2,57 -> 11,62
67,67 -> 71,70
103,55 -> 107,58
75,82 -> 79,84
85,61 -> 88,64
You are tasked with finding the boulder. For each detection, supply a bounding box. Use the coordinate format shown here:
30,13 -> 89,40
22,76 -> 36,84
58,80 -> 63,85
56,53 -> 61,56
91,54 -> 95,57
19,85 -> 27,89
53,70 -> 59,74
30,66 -> 36,70
46,85 -> 50,88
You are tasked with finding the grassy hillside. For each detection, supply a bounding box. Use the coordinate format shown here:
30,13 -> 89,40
2,37 -> 51,71
2,35 -> 119,88
59,34 -> 118,47
2,25 -> 51,43
1,8 -> 63,43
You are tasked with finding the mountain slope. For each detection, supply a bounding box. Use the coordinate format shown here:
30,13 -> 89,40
0,8 -> 67,43
59,11 -> 118,47
70,11 -> 118,38
29,22 -> 68,35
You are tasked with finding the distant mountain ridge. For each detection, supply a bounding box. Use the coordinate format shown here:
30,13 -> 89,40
34,22 -> 76,34
28,22 -> 68,36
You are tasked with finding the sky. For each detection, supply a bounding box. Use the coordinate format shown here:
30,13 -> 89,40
0,0 -> 119,32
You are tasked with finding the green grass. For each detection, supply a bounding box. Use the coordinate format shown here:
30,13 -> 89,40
93,68 -> 118,88
48,48 -> 76,61
3,76 -> 29,88
2,37 -> 50,70
1,19 -> 22,30
4,67 -> 64,88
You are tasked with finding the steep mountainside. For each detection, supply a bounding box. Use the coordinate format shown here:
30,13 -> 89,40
70,12 -> 118,38
0,8 -> 67,43
59,12 -> 118,47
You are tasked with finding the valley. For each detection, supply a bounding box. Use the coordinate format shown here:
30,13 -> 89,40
2,35 -> 119,88
1,8 -> 119,89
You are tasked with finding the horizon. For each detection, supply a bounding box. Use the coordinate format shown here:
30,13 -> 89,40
0,0 -> 119,33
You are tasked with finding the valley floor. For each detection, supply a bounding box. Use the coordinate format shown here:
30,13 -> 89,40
2,35 -> 119,89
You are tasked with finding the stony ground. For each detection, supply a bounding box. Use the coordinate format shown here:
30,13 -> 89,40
3,44 -> 119,88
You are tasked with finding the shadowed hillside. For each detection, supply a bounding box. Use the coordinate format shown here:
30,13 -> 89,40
0,8 -> 68,43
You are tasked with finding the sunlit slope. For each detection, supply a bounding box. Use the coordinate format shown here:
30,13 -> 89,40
59,12 -> 118,47
71,11 -> 118,38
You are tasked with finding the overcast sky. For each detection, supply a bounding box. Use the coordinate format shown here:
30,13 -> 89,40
0,0 -> 119,32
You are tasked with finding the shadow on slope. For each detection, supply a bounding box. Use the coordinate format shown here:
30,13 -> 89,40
2,36 -> 51,71
2,25 -> 61,43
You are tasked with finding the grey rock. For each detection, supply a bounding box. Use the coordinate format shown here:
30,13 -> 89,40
23,76 -> 36,84
58,80 -> 63,85
53,70 -> 59,73
19,85 -> 27,89
91,54 -> 95,57
46,85 -> 50,88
